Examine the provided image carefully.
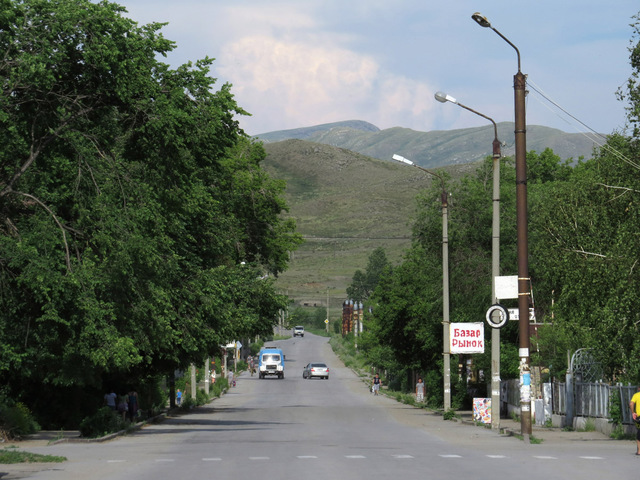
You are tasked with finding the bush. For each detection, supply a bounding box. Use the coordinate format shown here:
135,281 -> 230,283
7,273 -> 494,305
0,401 -> 40,439
443,409 -> 459,421
79,407 -> 126,438
211,378 -> 228,398
179,395 -> 197,410
196,388 -> 209,405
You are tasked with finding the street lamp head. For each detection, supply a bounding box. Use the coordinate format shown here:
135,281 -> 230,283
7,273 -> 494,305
434,91 -> 457,105
392,153 -> 414,166
472,12 -> 491,28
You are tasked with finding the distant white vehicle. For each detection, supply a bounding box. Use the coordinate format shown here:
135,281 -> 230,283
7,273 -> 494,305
293,326 -> 305,337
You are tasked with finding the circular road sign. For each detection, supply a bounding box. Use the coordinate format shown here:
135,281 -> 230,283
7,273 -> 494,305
485,304 -> 509,329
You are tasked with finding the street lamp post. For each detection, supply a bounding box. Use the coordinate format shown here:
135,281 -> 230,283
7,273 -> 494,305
392,154 -> 451,411
434,91 -> 502,431
472,11 -> 532,437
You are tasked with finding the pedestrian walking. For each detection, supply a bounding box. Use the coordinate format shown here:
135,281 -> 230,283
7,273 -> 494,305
127,388 -> 139,422
416,377 -> 425,403
372,373 -> 381,396
104,389 -> 117,410
176,389 -> 182,406
117,393 -> 128,421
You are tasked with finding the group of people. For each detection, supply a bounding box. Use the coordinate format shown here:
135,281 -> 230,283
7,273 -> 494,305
104,388 -> 139,422
371,373 -> 426,403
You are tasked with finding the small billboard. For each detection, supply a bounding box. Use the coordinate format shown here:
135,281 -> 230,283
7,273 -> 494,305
450,322 -> 485,354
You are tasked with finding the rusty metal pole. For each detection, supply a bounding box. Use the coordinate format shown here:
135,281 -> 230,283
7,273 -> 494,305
514,69 -> 532,437
472,12 -> 531,438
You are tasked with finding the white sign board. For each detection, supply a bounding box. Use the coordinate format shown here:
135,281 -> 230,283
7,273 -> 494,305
494,275 -> 518,300
507,308 -> 536,321
450,322 -> 485,354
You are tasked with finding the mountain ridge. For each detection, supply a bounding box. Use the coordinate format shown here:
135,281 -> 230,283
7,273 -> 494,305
255,120 -> 600,168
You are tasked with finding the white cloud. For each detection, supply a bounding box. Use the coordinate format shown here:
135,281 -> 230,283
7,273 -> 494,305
116,0 -> 637,135
218,34 -> 441,134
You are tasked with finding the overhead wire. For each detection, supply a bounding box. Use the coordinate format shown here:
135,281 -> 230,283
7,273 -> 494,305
526,78 -> 640,171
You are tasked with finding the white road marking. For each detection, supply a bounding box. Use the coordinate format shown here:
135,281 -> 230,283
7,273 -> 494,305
439,454 -> 462,458
392,455 -> 414,459
579,456 -> 604,460
107,460 -> 125,463
345,455 -> 367,459
534,456 -> 557,459
250,456 -> 270,460
486,455 -> 506,458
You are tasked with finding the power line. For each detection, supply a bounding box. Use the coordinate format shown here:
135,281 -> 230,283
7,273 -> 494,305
526,78 -> 640,171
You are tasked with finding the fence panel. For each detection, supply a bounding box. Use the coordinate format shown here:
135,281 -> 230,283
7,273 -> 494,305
620,386 -> 637,425
574,382 -> 609,418
552,381 -> 565,415
503,380 -> 639,424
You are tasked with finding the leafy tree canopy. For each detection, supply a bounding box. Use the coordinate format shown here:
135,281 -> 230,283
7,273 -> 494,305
0,0 -> 301,419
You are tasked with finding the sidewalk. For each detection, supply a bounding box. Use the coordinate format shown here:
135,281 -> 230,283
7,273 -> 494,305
453,410 -> 614,444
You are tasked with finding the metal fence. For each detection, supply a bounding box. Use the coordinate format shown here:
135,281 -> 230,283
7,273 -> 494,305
503,380 -> 636,424
544,381 -> 637,424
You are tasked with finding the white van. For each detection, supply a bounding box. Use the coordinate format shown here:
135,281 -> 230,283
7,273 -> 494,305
258,347 -> 285,379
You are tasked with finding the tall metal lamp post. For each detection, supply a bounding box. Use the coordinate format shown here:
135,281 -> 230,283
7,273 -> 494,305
472,11 -> 531,437
434,91 -> 502,431
392,154 -> 451,411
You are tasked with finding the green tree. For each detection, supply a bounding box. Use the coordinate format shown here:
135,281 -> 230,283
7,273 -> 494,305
346,247 -> 391,302
617,12 -> 640,140
0,0 -> 300,425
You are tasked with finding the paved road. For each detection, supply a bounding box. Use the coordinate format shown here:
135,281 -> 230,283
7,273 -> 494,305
3,333 -> 638,479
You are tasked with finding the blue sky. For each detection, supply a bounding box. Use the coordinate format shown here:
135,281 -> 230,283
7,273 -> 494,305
117,1 -> 638,137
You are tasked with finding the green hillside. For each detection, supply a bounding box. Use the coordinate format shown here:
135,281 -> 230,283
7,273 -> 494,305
262,139 -> 479,310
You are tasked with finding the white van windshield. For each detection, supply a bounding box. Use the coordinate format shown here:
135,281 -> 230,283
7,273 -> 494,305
262,354 -> 281,362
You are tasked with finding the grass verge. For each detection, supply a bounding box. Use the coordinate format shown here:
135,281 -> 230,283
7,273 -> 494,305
0,446 -> 66,464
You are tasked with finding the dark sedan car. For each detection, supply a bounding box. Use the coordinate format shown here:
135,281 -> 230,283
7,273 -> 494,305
303,363 -> 329,379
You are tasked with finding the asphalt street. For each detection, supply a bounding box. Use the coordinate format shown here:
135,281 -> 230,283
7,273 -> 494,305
2,333 -> 638,480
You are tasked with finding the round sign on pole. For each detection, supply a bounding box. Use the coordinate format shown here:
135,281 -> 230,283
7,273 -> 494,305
485,304 -> 509,329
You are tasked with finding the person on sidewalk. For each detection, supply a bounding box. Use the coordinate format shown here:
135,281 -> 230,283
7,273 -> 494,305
629,385 -> 640,455
104,389 -> 117,410
372,374 -> 381,396
416,377 -> 425,403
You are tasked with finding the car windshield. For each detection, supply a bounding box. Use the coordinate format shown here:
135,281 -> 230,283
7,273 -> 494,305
263,354 -> 280,362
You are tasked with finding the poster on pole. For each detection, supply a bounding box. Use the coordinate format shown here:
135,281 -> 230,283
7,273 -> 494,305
473,398 -> 492,424
450,322 -> 485,354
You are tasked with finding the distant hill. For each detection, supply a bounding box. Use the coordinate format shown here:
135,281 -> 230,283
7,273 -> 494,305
255,120 -> 600,168
261,139 -> 479,308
